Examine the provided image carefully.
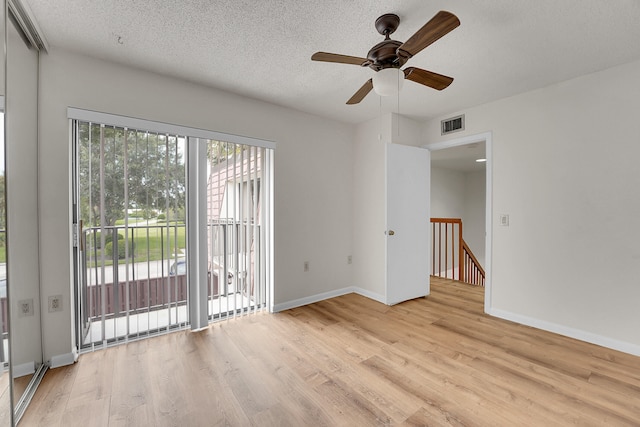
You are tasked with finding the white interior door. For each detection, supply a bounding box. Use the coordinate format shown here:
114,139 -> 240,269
386,143 -> 430,305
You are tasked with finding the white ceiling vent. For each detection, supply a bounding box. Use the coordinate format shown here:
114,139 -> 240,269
441,114 -> 465,135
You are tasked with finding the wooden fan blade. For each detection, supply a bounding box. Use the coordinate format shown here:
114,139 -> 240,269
312,52 -> 370,66
397,11 -> 460,60
346,79 -> 373,105
403,67 -> 453,90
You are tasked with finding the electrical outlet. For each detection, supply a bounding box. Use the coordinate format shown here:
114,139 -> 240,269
304,261 -> 309,272
18,299 -> 34,317
49,295 -> 63,312
348,255 -> 352,264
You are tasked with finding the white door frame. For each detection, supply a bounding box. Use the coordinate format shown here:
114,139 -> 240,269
424,131 -> 493,313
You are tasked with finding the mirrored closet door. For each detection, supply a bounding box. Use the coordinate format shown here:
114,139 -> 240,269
0,0 -> 10,423
6,0 -> 47,423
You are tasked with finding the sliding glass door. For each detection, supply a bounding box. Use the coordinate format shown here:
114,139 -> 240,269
71,111 -> 273,349
73,122 -> 188,347
204,140 -> 270,320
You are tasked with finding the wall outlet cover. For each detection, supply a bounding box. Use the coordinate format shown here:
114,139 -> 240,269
18,299 -> 34,317
49,295 -> 63,312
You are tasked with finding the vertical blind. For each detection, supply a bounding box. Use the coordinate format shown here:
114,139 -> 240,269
75,121 -> 188,347
206,141 -> 268,320
70,109 -> 274,350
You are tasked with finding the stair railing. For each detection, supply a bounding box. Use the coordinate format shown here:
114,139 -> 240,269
430,218 -> 484,286
462,238 -> 485,287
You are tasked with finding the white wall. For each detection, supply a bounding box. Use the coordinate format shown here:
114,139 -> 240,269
391,113 -> 424,148
352,116 -> 389,301
463,171 -> 486,266
38,49 -> 355,363
423,59 -> 640,355
430,167 -> 465,218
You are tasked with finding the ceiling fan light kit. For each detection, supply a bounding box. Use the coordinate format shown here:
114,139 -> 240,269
372,67 -> 404,96
311,10 -> 460,104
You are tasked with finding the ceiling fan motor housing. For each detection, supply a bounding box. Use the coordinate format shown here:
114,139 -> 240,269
367,39 -> 404,70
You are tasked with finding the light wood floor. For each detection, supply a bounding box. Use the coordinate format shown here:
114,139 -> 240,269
0,371 -> 11,425
20,277 -> 640,426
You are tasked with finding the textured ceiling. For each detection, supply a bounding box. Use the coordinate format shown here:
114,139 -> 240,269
24,0 -> 640,124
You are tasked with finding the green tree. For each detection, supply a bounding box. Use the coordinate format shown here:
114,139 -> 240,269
207,140 -> 244,167
78,123 -> 186,227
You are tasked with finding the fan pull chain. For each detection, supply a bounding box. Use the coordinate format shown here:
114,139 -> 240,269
397,71 -> 401,138
379,94 -> 383,141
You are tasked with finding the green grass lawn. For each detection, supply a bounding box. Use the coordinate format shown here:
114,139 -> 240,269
86,224 -> 186,266
114,217 -> 145,226
132,224 -> 186,261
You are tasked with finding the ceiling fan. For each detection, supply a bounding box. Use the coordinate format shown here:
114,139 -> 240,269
311,11 -> 460,104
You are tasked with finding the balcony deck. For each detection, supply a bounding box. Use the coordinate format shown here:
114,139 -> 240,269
83,292 -> 255,345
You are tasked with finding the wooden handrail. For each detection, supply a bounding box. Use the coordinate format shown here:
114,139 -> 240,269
430,218 -> 484,286
462,238 -> 485,287
430,217 -> 463,224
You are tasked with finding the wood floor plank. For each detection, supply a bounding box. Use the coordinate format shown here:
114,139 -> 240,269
19,362 -> 78,426
383,342 -> 563,426
223,318 -> 336,426
260,313 -> 423,425
189,329 -> 252,426
21,277 -> 640,425
108,340 -> 157,427
400,405 -> 468,427
65,344 -> 115,409
0,371 -> 11,426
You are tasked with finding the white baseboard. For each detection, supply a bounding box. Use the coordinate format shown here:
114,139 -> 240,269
273,286 -> 389,312
351,287 -> 386,304
273,287 -> 355,312
487,307 -> 640,357
13,361 -> 35,378
49,347 -> 78,369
